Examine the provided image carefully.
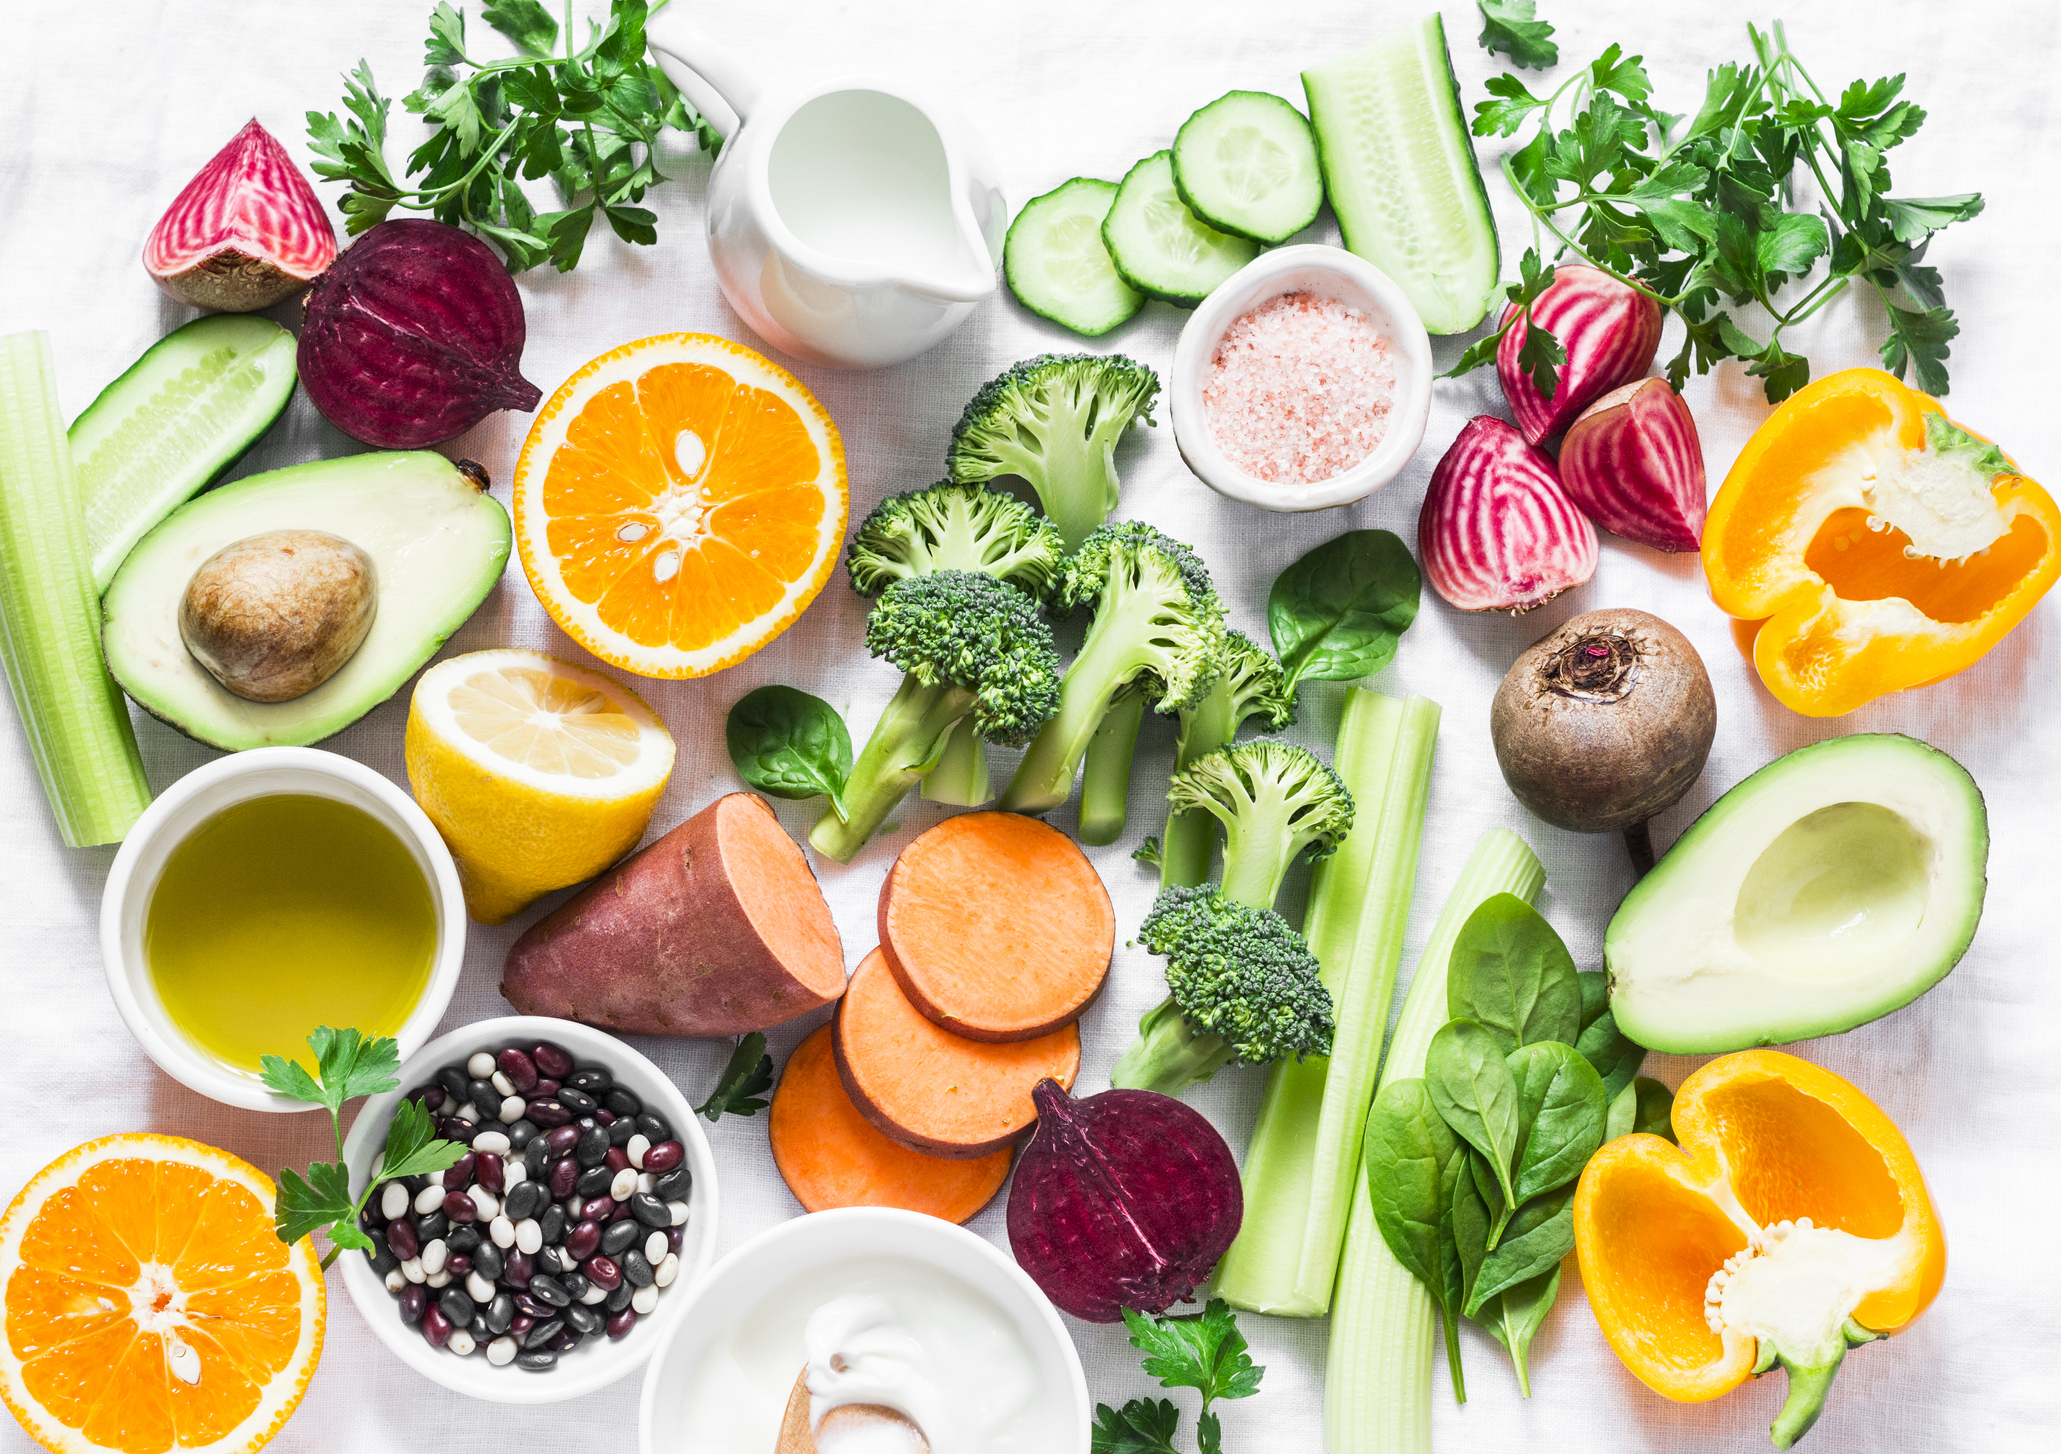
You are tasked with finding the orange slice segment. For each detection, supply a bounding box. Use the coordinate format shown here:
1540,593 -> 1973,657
0,1135 -> 323,1454
514,334 -> 848,678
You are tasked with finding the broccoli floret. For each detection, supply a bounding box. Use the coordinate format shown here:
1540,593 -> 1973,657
1166,741 -> 1355,908
1158,631 -> 1298,888
947,354 -> 1161,552
1109,885 -> 1336,1095
998,521 -> 1227,822
809,572 -> 1061,863
845,480 -> 1065,601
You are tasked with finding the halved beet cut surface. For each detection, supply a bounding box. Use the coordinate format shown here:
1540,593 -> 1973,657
1496,264 -> 1662,444
143,118 -> 337,312
1419,415 -> 1598,614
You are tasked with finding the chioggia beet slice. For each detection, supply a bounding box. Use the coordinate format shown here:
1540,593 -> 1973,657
143,119 -> 338,311
1006,1080 -> 1241,1322
1559,378 -> 1708,553
1419,416 -> 1598,612
1497,264 -> 1663,443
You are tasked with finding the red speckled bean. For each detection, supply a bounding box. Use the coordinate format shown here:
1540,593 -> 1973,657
565,1221 -> 601,1263
667,1226 -> 684,1254
551,1329 -> 580,1352
531,1042 -> 574,1080
549,1158 -> 578,1200
496,1048 -> 539,1093
386,1219 -> 420,1261
527,1099 -> 573,1129
474,1154 -> 503,1196
642,1141 -> 685,1175
510,1313 -> 535,1338
582,1255 -> 621,1291
421,1302 -> 453,1348
444,1152 -> 476,1193
447,1253 -> 472,1277
543,1125 -> 580,1158
581,1196 -> 615,1224
443,1191 -> 478,1225
534,1078 -> 560,1097
606,1306 -> 637,1339
500,1249 -> 534,1289
609,1200 -> 634,1224
605,1146 -> 630,1175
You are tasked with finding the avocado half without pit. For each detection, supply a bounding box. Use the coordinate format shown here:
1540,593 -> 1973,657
1605,733 -> 1989,1054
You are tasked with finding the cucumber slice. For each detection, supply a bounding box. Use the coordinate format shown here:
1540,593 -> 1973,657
69,314 -> 297,592
1005,178 -> 1144,336
1303,14 -> 1500,334
1172,91 -> 1323,244
1102,151 -> 1261,306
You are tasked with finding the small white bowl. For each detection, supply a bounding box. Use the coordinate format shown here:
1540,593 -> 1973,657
638,1207 -> 1089,1454
338,1016 -> 719,1404
1171,243 -> 1434,512
100,746 -> 466,1112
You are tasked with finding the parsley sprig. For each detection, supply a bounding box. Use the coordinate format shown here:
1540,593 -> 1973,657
260,1027 -> 463,1268
1091,1299 -> 1264,1454
307,0 -> 716,273
1451,7 -> 1983,402
695,1032 -> 774,1121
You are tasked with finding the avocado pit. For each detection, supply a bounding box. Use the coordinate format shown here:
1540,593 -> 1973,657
179,528 -> 377,703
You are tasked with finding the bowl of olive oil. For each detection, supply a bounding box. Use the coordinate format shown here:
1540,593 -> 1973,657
101,747 -> 465,1111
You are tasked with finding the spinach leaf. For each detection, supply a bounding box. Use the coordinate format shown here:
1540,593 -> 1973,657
1606,1077 -> 1638,1142
1434,1152 -> 1472,1403
1425,1020 -> 1524,1216
1472,1265 -> 1562,1397
1632,1077 -> 1676,1141
1466,1184 -> 1577,1314
1449,1150 -> 1495,1308
725,685 -> 852,818
1362,1079 -> 1463,1293
1446,895 -> 1582,1053
1506,1042 -> 1609,1206
1576,968 -> 1609,1035
1574,971 -> 1644,1098
1266,529 -> 1421,693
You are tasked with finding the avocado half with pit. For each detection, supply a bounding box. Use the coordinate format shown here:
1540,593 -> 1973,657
103,451 -> 510,750
1605,733 -> 1986,1053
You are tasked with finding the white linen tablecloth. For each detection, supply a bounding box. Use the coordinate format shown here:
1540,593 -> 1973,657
3,1 -> 2057,1449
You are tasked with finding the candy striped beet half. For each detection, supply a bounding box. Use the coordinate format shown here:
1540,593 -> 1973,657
1419,416 -> 1598,613
1497,265 -> 1663,443
1559,378 -> 1707,553
144,118 -> 337,312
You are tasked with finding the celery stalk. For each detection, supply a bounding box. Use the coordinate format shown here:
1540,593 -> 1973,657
1322,829 -> 1545,1453
1213,689 -> 1438,1316
0,333 -> 153,846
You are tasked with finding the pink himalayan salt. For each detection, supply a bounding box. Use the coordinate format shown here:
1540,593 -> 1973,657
1203,291 -> 1397,486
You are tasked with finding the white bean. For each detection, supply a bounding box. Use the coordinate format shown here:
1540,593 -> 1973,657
491,1071 -> 516,1097
380,1181 -> 410,1221
487,1336 -> 518,1367
489,1215 -> 516,1249
610,1168 -> 638,1202
427,1169 -> 445,1188
515,1218 -> 543,1255
414,1183 -> 447,1216
456,1102 -> 480,1123
384,1268 -> 408,1294
420,1238 -> 449,1275
626,1134 -> 651,1169
632,1284 -> 659,1315
498,1096 -> 526,1124
448,1327 -> 476,1356
470,1189 -> 500,1222
470,1130 -> 511,1155
425,1269 -> 451,1289
667,1200 -> 690,1226
401,1257 -> 425,1284
636,1172 -> 656,1194
579,1283 -> 609,1306
467,1271 -> 496,1304
503,1159 -> 527,1187
653,1253 -> 679,1289
644,1230 -> 668,1264
566,1195 -> 583,1220
467,1051 -> 497,1079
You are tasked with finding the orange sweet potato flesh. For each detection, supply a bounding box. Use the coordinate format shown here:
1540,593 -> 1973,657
771,1024 -> 1011,1222
877,812 -> 1113,1042
501,793 -> 845,1036
835,948 -> 1080,1159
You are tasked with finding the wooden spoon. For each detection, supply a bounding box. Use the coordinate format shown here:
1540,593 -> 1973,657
775,1367 -> 930,1454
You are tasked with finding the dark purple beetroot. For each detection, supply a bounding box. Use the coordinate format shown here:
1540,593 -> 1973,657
298,219 -> 540,449
1006,1080 -> 1241,1324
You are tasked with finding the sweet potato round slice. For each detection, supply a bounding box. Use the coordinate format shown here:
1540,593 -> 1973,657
502,792 -> 845,1036
836,948 -> 1080,1159
877,811 -> 1112,1041
770,1025 -> 1010,1223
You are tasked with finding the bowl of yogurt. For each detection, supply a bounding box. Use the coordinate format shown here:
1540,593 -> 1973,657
638,1207 -> 1087,1453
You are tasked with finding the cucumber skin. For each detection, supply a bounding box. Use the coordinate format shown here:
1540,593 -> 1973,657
1004,178 -> 1143,337
1303,14 -> 1500,334
1171,91 -> 1324,245
1103,152 -> 1258,308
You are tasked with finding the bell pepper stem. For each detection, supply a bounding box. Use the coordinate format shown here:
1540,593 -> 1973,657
1766,1320 -> 1879,1451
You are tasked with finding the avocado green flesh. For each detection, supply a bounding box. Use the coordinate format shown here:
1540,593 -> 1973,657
102,452 -> 510,751
1605,733 -> 1987,1054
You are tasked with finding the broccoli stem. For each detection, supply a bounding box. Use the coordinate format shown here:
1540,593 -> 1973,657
1077,687 -> 1146,846
1039,385 -> 1122,553
1157,680 -> 1240,888
999,607 -> 1143,815
1109,997 -> 1237,1093
809,674 -> 974,863
921,720 -> 991,807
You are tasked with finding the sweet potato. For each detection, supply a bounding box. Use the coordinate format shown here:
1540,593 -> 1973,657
771,1025 -> 1011,1222
502,792 -> 845,1036
877,811 -> 1113,1042
835,947 -> 1079,1159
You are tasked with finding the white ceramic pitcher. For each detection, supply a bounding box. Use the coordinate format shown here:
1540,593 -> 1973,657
646,13 -> 1006,370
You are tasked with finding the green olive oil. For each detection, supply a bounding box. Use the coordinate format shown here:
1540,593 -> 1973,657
146,794 -> 437,1075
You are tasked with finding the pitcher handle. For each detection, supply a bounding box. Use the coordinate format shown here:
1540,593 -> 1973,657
644,8 -> 763,135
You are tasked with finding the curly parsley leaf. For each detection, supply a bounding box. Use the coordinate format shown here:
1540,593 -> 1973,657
1092,1399 -> 1184,1454
1477,1 -> 1558,71
697,1033 -> 775,1121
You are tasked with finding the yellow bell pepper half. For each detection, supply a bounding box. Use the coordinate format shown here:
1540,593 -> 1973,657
1703,368 -> 2061,716
1574,1050 -> 1945,1449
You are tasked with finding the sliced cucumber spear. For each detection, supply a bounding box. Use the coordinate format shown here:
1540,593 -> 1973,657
1102,151 -> 1260,306
1172,90 -> 1323,244
1004,178 -> 1144,337
1303,14 -> 1500,333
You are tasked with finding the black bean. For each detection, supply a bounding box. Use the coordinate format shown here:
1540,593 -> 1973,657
444,1152 -> 477,1193
523,1138 -> 551,1180
447,1224 -> 482,1255
415,1210 -> 448,1243
620,1248 -> 654,1288
420,1084 -> 448,1114
559,1086 -> 598,1117
508,1118 -> 540,1151
536,1246 -> 567,1276
516,1350 -> 558,1372
565,1301 -> 602,1336
576,1165 -> 613,1199
569,1066 -> 613,1093
654,1168 -> 692,1202
574,1124 -> 610,1167
560,1271 -> 590,1302
502,1180 -> 547,1223
634,1113 -> 673,1143
600,1220 -> 641,1257
538,1205 -> 569,1245
397,1283 -> 428,1325
439,1288 -> 477,1326
583,1255 -> 622,1292
606,1281 -> 634,1313
470,1316 -> 489,1340
630,1193 -> 670,1229
497,1047 -> 540,1093
565,1220 -> 602,1262
500,1249 -> 534,1290
472,1242 -> 504,1281
436,1066 -> 471,1102
643,1140 -> 686,1175
604,1088 -> 643,1119
358,1204 -> 385,1234
527,1098 -> 573,1128
551,1328 -> 581,1353
528,1273 -> 571,1308
523,1317 -> 565,1350
605,1305 -> 636,1337
402,1174 -> 430,1194
385,1219 -> 420,1262
469,1080 -> 501,1117
483,1292 -> 515,1335
607,1117 -> 637,1148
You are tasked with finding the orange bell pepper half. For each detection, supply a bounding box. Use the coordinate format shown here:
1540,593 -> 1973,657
1702,367 -> 2060,716
1574,1050 -> 1944,1450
